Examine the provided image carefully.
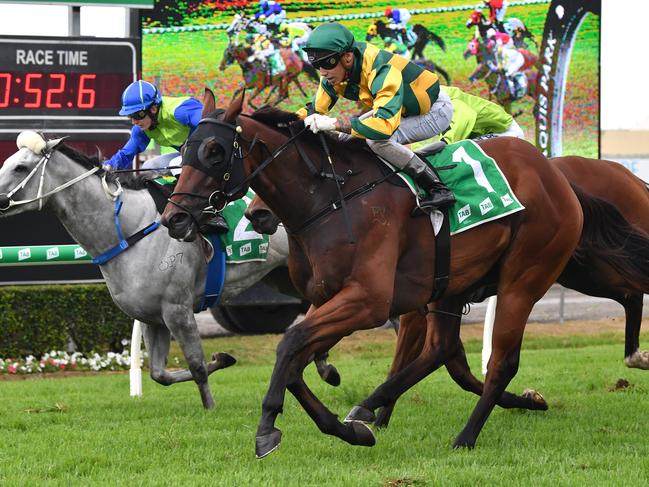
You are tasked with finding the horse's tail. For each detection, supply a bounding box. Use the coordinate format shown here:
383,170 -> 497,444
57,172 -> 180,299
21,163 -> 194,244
572,184 -> 649,291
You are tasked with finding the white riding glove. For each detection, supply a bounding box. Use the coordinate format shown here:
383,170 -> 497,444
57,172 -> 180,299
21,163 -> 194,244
304,113 -> 337,133
102,162 -> 113,172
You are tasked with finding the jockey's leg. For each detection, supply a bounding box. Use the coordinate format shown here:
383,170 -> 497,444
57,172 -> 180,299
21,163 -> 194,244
366,90 -> 455,210
495,119 -> 524,139
140,151 -> 181,176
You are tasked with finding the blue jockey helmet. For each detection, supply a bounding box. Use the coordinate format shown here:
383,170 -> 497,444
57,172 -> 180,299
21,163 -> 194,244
119,80 -> 162,116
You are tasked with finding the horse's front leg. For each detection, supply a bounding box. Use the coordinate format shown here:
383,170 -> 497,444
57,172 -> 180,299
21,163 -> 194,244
346,299 -> 463,426
161,306 -> 234,409
255,283 -> 388,458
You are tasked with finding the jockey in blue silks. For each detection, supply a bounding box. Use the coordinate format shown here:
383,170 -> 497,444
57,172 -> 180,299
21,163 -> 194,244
104,80 -> 227,232
255,0 -> 286,33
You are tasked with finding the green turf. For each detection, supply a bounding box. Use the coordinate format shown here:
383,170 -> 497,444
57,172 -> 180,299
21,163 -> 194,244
1,329 -> 647,485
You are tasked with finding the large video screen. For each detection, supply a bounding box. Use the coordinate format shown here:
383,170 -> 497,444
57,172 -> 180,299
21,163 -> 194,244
142,0 -> 600,158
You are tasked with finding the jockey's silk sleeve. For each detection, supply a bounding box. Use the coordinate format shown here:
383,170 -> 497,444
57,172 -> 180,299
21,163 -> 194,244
105,126 -> 151,170
172,98 -> 203,135
351,64 -> 403,140
296,78 -> 338,119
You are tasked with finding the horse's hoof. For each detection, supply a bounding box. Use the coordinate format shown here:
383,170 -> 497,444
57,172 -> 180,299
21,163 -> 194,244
374,407 -> 393,428
624,351 -> 649,370
344,405 -> 376,424
522,388 -> 548,410
348,420 -> 376,447
255,429 -> 282,459
212,352 -> 237,369
321,365 -> 341,387
452,434 -> 476,450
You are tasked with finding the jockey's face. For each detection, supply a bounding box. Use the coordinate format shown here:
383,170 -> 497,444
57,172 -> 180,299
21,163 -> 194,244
318,51 -> 354,86
130,105 -> 158,130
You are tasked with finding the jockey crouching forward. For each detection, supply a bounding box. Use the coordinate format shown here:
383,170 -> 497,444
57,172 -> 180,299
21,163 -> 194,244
299,22 -> 455,211
104,80 -> 227,232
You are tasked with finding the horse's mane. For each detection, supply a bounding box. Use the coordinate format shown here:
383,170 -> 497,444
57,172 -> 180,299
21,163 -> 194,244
55,143 -> 150,190
249,106 -> 367,156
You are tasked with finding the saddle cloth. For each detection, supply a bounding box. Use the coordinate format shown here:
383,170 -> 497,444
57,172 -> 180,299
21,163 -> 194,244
394,139 -> 525,235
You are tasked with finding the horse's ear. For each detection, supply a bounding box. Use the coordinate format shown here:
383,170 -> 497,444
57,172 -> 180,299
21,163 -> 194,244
201,88 -> 216,118
224,86 -> 245,123
45,136 -> 68,152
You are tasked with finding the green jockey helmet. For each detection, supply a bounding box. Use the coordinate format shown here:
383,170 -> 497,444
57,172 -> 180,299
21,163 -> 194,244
304,22 -> 355,66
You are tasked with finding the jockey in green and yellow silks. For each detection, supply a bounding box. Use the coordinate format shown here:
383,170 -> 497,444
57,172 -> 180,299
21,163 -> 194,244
299,22 -> 455,211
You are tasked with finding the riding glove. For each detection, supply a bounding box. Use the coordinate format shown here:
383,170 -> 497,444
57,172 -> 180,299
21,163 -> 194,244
304,113 -> 337,133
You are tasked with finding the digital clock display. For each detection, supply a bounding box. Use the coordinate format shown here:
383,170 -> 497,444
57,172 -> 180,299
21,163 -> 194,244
0,72 -> 133,111
0,36 -> 138,118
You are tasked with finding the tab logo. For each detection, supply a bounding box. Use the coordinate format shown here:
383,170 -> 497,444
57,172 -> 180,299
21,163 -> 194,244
18,248 -> 31,261
226,245 -> 233,257
47,248 -> 60,260
74,248 -> 87,259
258,242 -> 268,254
501,194 -> 514,207
480,197 -> 494,215
239,242 -> 252,256
457,204 -> 471,223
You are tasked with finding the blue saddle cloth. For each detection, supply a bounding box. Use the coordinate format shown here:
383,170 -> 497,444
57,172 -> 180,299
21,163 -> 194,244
198,233 -> 227,312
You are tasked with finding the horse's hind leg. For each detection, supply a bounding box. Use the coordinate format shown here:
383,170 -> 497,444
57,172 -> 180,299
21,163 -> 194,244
141,322 -> 235,397
622,292 -> 649,369
370,306 -> 547,428
374,311 -> 427,427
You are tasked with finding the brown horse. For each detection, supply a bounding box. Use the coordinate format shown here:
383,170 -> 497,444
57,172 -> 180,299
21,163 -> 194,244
244,154 -> 649,428
367,155 -> 649,427
161,90 -> 584,457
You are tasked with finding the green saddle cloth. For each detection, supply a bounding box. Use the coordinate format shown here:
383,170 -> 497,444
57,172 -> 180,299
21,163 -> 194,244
399,140 -> 525,234
152,177 -> 269,263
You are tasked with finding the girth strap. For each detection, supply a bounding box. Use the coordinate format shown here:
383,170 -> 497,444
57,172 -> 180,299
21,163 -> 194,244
430,207 -> 451,301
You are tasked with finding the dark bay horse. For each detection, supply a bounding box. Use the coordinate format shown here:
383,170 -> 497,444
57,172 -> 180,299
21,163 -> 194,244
366,19 -> 445,61
161,90 -> 584,457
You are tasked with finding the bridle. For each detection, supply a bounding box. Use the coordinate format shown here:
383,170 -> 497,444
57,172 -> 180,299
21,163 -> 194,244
0,146 -> 102,212
167,115 -> 308,227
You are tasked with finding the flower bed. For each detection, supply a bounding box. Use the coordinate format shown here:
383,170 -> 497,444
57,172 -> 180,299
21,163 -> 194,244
0,348 -> 146,375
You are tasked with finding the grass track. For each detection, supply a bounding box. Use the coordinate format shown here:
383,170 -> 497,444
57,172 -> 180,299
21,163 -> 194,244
1,320 -> 648,485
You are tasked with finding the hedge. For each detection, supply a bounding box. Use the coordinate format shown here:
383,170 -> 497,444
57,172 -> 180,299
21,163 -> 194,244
0,284 -> 132,358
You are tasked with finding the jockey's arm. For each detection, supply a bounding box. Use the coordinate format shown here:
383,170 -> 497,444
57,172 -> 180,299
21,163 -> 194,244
104,126 -> 150,170
296,78 -> 339,119
348,64 -> 403,139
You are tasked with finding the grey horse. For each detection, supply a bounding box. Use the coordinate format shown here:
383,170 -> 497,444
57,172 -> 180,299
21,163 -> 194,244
0,131 -> 337,409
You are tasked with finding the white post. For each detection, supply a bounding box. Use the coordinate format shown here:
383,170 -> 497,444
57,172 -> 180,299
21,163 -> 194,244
482,296 -> 497,376
130,320 -> 143,397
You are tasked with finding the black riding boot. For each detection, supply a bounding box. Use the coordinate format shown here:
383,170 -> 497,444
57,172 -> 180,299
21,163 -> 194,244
403,155 -> 455,211
200,213 -> 229,234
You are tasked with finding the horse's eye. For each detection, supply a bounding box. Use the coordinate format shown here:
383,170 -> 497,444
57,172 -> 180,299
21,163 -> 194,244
14,164 -> 28,173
